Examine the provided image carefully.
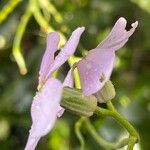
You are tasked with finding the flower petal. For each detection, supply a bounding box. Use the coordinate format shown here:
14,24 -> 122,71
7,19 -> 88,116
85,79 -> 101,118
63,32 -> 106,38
97,17 -> 138,51
25,78 -> 62,150
77,18 -> 138,96
39,32 -> 60,87
57,105 -> 65,118
58,68 -> 75,117
63,68 -> 74,88
47,27 -> 85,77
77,49 -> 115,96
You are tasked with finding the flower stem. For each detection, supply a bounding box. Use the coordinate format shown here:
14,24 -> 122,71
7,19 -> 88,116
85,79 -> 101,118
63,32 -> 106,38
94,101 -> 139,150
110,110 -> 138,150
31,0 -> 53,32
75,117 -> 85,150
0,0 -> 22,23
84,118 -> 129,150
127,136 -> 137,150
75,117 -> 130,150
12,3 -> 32,75
107,101 -> 139,137
106,100 -> 115,111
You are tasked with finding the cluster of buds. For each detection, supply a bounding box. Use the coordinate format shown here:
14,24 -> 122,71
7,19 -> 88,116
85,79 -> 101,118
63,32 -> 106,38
61,80 -> 116,117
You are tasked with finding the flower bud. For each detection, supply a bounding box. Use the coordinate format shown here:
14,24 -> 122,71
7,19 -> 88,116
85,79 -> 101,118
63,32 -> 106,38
94,80 -> 116,103
61,87 -> 97,117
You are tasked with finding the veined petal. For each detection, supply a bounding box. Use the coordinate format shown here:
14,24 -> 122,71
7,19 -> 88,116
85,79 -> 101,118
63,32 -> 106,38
47,27 -> 85,77
77,49 -> 115,96
25,78 -> 63,150
97,17 -> 138,51
39,32 -> 60,87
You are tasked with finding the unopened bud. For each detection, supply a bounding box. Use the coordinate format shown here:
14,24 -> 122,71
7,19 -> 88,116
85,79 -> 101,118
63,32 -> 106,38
95,80 -> 116,103
61,87 -> 97,117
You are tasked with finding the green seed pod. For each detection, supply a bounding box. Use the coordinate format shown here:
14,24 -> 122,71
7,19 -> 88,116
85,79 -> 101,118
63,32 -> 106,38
95,80 -> 116,103
61,87 -> 97,117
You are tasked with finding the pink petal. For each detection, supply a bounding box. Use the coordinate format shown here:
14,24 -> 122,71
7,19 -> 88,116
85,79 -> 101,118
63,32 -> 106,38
24,136 -> 40,150
57,105 -> 65,118
97,17 -> 138,51
39,32 -> 60,87
77,18 -> 138,96
47,27 -> 85,77
57,68 -> 75,116
25,78 -> 62,150
77,49 -> 115,96
63,68 -> 74,88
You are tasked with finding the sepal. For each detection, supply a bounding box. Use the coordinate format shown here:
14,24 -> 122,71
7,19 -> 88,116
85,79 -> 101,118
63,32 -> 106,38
95,80 -> 116,103
61,87 -> 97,117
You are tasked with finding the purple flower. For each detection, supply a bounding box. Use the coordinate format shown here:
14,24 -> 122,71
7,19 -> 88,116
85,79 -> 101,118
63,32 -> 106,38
25,78 -> 63,150
39,27 -> 85,88
25,27 -> 85,150
76,17 -> 138,96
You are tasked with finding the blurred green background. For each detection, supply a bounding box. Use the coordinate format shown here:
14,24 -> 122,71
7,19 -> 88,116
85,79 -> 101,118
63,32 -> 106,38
0,0 -> 150,150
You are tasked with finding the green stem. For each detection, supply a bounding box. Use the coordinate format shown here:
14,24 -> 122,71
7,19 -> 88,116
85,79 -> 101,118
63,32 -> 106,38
111,110 -> 138,150
107,101 -> 139,138
127,136 -> 137,150
31,0 -> 53,32
106,100 -> 115,111
39,0 -> 63,23
75,117 -> 129,150
84,118 -> 129,150
75,117 -> 86,150
95,102 -> 139,150
32,0 -> 66,46
0,0 -> 22,23
12,4 -> 32,75
94,106 -> 113,117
